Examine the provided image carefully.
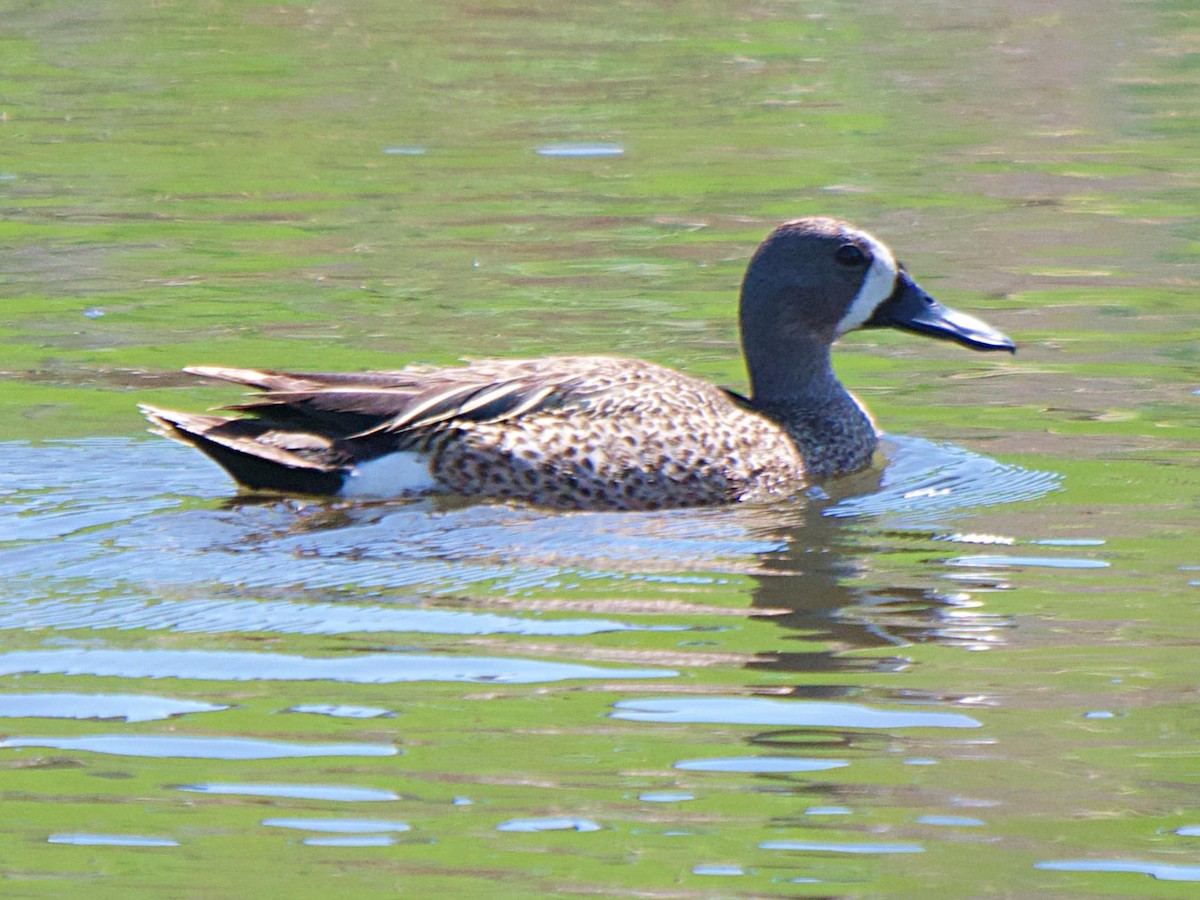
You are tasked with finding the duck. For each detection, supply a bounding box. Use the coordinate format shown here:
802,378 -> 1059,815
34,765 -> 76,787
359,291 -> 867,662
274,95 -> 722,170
140,217 -> 1014,510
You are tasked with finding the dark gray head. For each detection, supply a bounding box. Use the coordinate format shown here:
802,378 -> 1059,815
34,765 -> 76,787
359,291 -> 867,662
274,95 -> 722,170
739,217 -> 1013,403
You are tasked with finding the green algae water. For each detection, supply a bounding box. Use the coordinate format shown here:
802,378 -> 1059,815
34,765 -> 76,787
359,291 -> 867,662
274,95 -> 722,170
1,0 -> 1198,896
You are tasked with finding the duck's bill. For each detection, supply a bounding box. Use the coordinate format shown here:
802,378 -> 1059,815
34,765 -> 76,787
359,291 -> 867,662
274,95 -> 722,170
867,272 -> 1015,352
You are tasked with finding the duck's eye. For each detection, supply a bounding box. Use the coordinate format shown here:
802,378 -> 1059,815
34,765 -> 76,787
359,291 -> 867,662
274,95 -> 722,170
835,244 -> 868,267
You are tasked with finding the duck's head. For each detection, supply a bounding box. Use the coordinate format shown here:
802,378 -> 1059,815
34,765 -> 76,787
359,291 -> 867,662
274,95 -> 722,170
739,217 -> 1013,400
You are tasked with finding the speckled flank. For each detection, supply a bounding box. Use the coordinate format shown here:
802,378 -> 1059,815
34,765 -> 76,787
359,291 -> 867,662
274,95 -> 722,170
402,357 -> 811,510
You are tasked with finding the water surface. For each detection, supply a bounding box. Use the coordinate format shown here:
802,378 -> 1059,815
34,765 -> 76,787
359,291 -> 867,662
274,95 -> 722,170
1,0 -> 1197,896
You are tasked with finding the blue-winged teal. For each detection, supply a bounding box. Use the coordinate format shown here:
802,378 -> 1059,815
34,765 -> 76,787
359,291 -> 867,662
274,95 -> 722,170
140,217 -> 1014,510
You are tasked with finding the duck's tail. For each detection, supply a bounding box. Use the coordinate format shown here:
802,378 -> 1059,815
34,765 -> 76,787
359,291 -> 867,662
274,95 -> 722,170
138,404 -> 347,495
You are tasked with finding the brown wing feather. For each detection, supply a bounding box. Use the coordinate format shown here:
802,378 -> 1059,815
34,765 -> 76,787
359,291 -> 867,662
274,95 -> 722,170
139,404 -> 341,468
185,366 -> 417,392
184,360 -> 579,440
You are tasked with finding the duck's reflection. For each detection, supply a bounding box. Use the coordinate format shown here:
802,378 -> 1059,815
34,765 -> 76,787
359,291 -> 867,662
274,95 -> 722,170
738,467 -> 1011,676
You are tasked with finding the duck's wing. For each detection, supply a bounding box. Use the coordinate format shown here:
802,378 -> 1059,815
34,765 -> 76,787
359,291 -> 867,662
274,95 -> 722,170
141,357 -> 665,494
186,363 -> 571,439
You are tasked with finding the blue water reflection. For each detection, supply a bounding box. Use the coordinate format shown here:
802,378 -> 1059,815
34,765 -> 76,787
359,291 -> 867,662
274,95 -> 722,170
0,692 -> 227,722
0,648 -> 674,684
2,734 -> 397,759
613,697 -> 981,729
1036,859 -> 1200,882
496,817 -> 602,833
48,833 -> 180,847
177,783 -> 400,802
762,840 -> 925,854
674,757 -> 847,774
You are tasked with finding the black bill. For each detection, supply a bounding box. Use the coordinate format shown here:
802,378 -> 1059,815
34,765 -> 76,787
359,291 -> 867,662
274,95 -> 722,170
867,271 -> 1015,352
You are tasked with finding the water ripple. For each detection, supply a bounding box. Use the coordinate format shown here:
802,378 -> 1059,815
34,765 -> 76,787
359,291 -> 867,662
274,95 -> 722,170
1035,859 -> 1200,882
674,757 -> 847,773
496,817 -> 602,832
48,833 -> 179,847
761,840 -> 925,854
0,437 -> 1061,612
826,435 -> 1061,521
0,648 -> 675,684
176,783 -> 399,802
0,595 -> 670,638
2,734 -> 397,759
0,692 -> 227,722
612,696 -> 981,729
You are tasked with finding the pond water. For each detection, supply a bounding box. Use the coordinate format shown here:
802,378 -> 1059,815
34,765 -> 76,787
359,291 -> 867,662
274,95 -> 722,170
2,0 -> 1198,896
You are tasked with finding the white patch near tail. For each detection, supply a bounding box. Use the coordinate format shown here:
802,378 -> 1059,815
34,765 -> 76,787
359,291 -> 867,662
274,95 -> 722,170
339,452 -> 441,498
835,233 -> 899,336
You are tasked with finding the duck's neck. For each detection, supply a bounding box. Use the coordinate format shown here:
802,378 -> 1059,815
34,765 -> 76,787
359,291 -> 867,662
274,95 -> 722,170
746,341 -> 879,481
